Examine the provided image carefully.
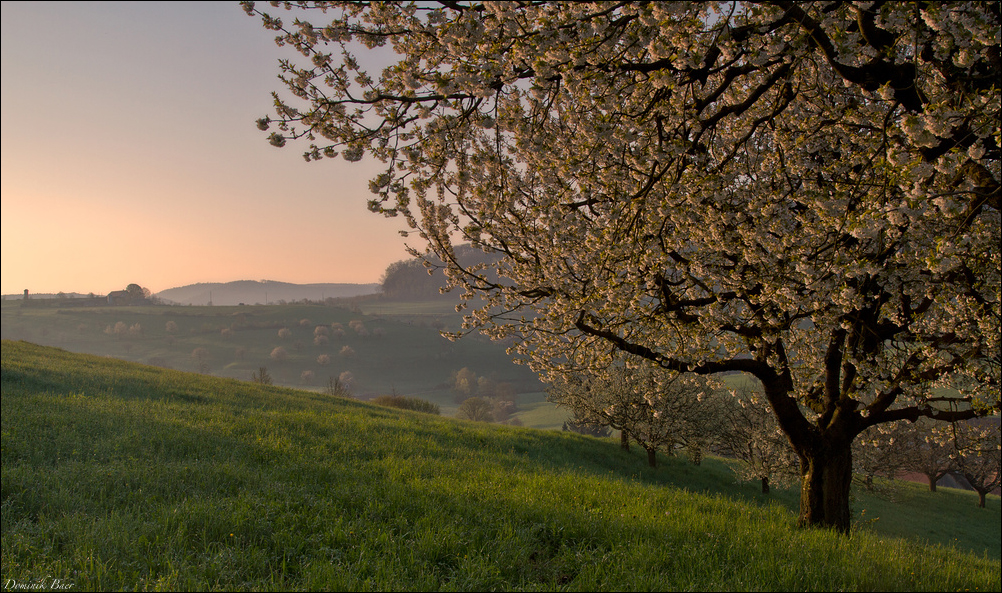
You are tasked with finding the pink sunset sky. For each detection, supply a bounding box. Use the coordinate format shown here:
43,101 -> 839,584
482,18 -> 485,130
1,1 -> 412,296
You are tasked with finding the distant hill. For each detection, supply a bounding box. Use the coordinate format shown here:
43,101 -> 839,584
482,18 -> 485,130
154,280 -> 379,306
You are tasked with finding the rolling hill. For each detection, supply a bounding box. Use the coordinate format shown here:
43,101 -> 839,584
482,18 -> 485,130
154,280 -> 379,306
2,341 -> 999,591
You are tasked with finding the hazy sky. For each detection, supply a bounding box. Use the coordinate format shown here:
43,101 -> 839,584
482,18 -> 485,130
1,1 -> 413,296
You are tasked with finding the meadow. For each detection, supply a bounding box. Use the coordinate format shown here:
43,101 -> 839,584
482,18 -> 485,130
2,340 -> 999,591
0,298 -> 548,420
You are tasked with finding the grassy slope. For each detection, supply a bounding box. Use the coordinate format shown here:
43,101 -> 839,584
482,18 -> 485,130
2,341 -> 999,591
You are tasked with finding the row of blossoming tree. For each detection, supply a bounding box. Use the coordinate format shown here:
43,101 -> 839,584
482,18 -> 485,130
551,364 -> 999,506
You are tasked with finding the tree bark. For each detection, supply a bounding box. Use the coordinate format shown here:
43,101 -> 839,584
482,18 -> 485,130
924,472 -> 939,492
620,430 -> 630,451
646,446 -> 657,468
797,440 -> 854,533
761,476 -> 770,494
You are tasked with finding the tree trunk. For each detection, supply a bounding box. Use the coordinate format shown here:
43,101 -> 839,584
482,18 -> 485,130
976,489 -> 987,508
924,472 -> 938,492
761,476 -> 770,494
646,446 -> 657,468
620,430 -> 629,451
797,441 -> 854,533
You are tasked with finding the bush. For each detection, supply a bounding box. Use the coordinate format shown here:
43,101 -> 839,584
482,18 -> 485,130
371,395 -> 440,415
456,397 -> 494,422
252,366 -> 272,385
325,376 -> 353,398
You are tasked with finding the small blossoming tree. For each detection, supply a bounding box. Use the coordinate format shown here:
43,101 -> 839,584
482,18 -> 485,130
247,1 -> 1000,532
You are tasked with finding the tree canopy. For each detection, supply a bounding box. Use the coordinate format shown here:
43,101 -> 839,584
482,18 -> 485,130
246,1 -> 1000,531
380,244 -> 496,300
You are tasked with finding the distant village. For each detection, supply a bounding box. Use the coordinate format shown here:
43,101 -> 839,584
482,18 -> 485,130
6,286 -> 152,307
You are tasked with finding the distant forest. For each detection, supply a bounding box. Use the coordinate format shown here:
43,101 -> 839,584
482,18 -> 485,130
380,245 -> 499,300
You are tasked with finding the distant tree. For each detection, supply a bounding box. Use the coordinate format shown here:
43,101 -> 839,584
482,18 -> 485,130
252,366 -> 273,385
339,345 -> 355,359
477,376 -> 497,399
278,327 -> 292,340
221,328 -> 234,338
452,367 -> 478,399
549,363 -> 718,468
853,422 -> 913,491
495,381 -> 517,403
125,283 -> 151,303
492,398 -> 519,424
325,375 -> 352,398
270,346 -> 288,361
950,418 -> 1001,508
314,325 -> 330,338
456,397 -> 494,423
314,334 -> 329,347
235,347 -> 247,361
165,320 -> 178,334
128,323 -> 143,337
899,419 -> 958,492
299,318 -> 311,327
191,347 -> 210,373
106,321 -> 128,338
338,371 -> 354,388
715,387 -> 800,494
317,353 -> 331,366
301,369 -> 315,384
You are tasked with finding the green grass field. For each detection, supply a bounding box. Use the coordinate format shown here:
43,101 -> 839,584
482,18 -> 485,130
2,341 -> 999,591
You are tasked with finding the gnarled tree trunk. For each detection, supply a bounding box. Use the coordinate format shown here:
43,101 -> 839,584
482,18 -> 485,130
797,440 -> 854,532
